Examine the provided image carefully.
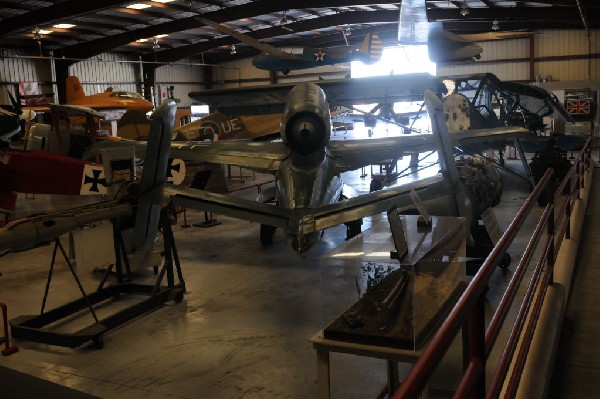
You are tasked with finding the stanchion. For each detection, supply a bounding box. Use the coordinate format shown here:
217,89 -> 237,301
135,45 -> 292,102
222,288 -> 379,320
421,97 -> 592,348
193,211 -> 221,228
0,303 -> 18,356
178,206 -> 190,228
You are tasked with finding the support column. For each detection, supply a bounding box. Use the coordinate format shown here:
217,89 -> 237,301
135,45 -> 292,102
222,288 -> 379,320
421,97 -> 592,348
142,61 -> 157,106
54,59 -> 71,105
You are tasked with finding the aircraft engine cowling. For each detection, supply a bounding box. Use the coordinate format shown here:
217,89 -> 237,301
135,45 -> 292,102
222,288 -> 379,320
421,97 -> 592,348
280,82 -> 331,156
456,156 -> 503,220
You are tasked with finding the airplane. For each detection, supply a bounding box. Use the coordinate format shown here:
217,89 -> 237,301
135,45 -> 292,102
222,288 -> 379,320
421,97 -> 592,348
89,82 -> 529,254
197,17 -> 383,75
0,147 -> 107,213
173,111 -> 282,142
398,0 -> 531,63
66,76 -> 154,114
189,73 -> 438,117
0,100 -> 176,255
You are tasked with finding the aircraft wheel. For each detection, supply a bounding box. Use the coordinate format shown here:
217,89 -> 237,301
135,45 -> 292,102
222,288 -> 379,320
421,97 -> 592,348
370,179 -> 383,192
260,225 -> 276,246
93,334 -> 104,349
172,289 -> 185,304
499,253 -> 511,269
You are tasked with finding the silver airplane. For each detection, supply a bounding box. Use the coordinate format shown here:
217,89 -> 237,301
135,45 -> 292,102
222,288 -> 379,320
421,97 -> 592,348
399,0 -> 531,63
89,83 -> 528,254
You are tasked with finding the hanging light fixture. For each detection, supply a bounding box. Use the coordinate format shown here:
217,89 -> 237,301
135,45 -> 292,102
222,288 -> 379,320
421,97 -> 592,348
230,44 -> 236,55
460,3 -> 470,16
152,38 -> 160,49
492,19 -> 500,31
32,26 -> 42,41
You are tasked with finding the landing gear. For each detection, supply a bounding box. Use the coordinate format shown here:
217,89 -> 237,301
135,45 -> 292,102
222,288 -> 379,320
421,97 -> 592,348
466,222 -> 511,275
344,219 -> 363,241
260,224 -> 276,246
370,178 -> 383,192
529,147 -> 571,206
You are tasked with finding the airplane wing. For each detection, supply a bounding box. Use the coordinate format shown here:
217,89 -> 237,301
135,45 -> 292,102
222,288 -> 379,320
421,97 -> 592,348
329,135 -> 435,172
49,104 -> 105,118
86,139 -> 289,175
143,174 -> 450,236
197,17 -> 302,61
329,126 -> 529,173
459,31 -> 534,41
189,74 -> 437,116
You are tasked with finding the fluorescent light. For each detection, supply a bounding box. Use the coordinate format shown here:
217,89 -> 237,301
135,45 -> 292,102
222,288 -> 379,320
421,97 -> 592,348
53,23 -> 76,29
38,29 -> 53,34
154,34 -> 169,38
127,3 -> 151,9
152,0 -> 175,3
136,38 -> 148,42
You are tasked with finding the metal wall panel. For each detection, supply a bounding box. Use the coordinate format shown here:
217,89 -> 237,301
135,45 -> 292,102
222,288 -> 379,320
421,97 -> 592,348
155,61 -> 205,107
69,53 -> 139,95
536,30 -> 594,58
439,30 -> 600,83
0,49 -> 53,103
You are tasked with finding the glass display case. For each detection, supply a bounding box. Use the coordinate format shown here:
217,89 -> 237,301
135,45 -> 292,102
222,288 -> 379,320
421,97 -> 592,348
324,214 -> 467,350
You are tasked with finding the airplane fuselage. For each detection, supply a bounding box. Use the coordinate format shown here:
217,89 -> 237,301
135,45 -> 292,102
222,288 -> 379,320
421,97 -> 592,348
252,46 -> 368,72
276,148 -> 343,252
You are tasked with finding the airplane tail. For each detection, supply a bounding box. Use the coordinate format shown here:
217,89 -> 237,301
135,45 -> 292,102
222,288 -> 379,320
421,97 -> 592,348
358,33 -> 383,64
66,76 -> 86,103
423,89 -> 464,217
131,100 -> 177,253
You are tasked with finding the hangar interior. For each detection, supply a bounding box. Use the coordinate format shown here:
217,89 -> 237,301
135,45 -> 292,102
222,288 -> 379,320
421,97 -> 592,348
1,1 -> 600,398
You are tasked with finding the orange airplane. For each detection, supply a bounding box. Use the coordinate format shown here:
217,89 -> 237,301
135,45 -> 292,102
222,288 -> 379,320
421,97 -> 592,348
66,76 -> 154,113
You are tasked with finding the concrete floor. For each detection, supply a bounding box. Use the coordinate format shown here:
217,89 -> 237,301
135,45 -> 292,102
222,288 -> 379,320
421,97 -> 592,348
0,125 -> 552,398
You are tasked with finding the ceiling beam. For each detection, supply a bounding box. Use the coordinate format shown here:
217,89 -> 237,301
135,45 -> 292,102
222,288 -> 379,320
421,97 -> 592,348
59,0 -> 399,61
0,0 -> 130,38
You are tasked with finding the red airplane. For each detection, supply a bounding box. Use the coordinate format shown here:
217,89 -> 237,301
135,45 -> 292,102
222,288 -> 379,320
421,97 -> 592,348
0,147 -> 106,213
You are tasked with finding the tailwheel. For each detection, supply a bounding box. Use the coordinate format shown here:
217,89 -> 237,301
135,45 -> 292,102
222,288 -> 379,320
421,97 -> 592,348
260,224 -> 276,246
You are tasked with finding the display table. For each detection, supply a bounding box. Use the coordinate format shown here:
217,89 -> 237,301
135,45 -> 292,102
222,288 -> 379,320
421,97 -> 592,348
312,214 -> 468,398
310,330 -> 425,399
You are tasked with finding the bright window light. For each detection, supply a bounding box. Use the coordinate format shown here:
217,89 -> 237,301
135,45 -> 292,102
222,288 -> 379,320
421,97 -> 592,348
152,0 -> 175,2
52,23 -> 76,29
351,45 -> 436,78
127,3 -> 152,9
136,38 -> 148,42
38,29 -> 53,34
154,34 -> 169,38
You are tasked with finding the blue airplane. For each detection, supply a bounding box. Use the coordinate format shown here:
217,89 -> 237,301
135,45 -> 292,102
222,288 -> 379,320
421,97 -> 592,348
198,17 -> 383,75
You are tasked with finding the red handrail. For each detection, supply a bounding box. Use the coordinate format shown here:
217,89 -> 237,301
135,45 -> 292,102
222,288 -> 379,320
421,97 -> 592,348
392,139 -> 592,398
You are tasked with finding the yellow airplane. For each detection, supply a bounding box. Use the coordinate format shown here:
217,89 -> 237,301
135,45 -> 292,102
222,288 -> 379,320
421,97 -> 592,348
173,112 -> 281,142
66,76 -> 154,113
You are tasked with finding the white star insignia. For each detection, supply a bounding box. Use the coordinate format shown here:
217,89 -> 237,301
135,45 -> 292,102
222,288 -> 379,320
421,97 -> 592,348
314,51 -> 326,61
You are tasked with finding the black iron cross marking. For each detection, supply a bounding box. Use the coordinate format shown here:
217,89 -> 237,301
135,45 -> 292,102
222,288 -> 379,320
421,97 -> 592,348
83,169 -> 106,192
168,159 -> 181,179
